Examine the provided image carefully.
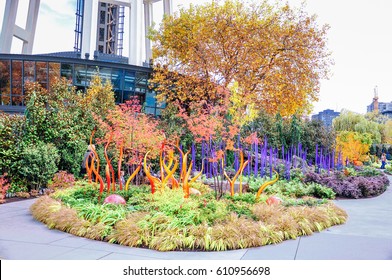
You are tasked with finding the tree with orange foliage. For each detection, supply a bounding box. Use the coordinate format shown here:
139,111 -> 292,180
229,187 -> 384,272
96,98 -> 165,189
149,0 -> 331,117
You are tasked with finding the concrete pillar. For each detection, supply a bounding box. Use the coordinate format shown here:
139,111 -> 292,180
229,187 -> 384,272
0,0 -> 41,54
22,0 -> 41,53
163,0 -> 172,15
81,0 -> 92,59
129,0 -> 143,65
144,0 -> 153,62
0,0 -> 19,53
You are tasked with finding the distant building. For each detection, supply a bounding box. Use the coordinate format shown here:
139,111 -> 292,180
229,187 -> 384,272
367,91 -> 392,118
311,109 -> 340,127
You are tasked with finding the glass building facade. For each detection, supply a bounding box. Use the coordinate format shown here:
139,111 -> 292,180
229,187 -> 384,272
0,53 -> 164,115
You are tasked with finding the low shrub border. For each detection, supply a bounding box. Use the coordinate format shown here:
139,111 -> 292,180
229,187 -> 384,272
30,184 -> 347,252
304,171 -> 389,199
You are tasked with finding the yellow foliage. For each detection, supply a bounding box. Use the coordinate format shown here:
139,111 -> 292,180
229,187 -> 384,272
149,0 -> 331,117
228,81 -> 258,126
336,131 -> 371,164
82,75 -> 115,118
384,120 -> 392,144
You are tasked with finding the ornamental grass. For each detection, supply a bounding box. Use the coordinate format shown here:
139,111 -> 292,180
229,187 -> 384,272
30,184 -> 348,251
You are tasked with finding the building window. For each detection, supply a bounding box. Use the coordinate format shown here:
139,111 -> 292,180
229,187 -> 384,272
12,60 -> 23,99
36,61 -> 48,89
99,28 -> 105,42
123,90 -> 133,102
99,67 -> 111,83
75,64 -> 87,86
0,60 -> 11,105
23,61 -> 35,84
49,62 -> 61,90
114,89 -> 123,104
124,70 -> 135,91
100,10 -> 106,24
86,65 -> 98,86
60,63 -> 73,82
111,68 -> 122,89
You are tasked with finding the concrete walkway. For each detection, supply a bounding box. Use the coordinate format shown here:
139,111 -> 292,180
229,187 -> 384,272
1,175 -> 391,260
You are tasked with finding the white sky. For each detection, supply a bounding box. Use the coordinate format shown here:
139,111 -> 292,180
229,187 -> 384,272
1,0 -> 391,115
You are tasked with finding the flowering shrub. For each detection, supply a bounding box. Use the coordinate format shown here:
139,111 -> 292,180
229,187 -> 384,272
48,171 -> 75,191
0,174 -> 10,203
304,171 -> 389,199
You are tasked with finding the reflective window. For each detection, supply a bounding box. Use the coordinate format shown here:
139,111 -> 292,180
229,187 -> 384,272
111,68 -> 122,89
0,60 -> 11,105
75,64 -> 87,86
36,61 -> 48,89
61,63 -> 73,81
144,107 -> 155,115
114,89 -> 122,104
124,70 -> 135,91
86,65 -> 98,85
136,72 -> 148,87
23,61 -> 35,84
145,90 -> 156,107
49,62 -> 61,90
0,55 -> 156,114
135,72 -> 148,95
98,67 -> 111,83
12,60 -> 22,96
136,93 -> 145,105
123,90 -> 133,102
135,86 -> 146,94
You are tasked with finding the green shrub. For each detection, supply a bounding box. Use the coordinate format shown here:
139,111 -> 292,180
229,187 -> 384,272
357,166 -> 381,177
7,181 -> 28,194
226,202 -> 256,220
307,182 -> 336,199
264,179 -> 307,197
17,142 -> 60,190
282,197 -> 328,207
223,193 -> 256,204
0,113 -> 25,178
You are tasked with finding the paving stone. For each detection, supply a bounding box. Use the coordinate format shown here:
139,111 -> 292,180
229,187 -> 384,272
241,239 -> 299,260
295,232 -> 392,260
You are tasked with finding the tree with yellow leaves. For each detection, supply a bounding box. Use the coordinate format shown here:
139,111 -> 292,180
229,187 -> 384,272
336,131 -> 372,165
384,120 -> 392,144
149,0 -> 332,117
81,75 -> 115,120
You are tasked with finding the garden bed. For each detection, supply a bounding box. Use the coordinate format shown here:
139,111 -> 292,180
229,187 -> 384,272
30,182 -> 347,251
304,168 -> 389,199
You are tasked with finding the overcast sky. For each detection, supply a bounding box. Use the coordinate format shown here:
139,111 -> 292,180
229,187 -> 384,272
1,0 -> 391,115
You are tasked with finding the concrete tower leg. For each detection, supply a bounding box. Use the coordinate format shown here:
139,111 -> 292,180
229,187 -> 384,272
129,0 -> 142,65
0,0 -> 19,53
163,0 -> 172,15
144,1 -> 153,62
22,0 -> 41,53
81,0 -> 99,59
0,0 -> 40,54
